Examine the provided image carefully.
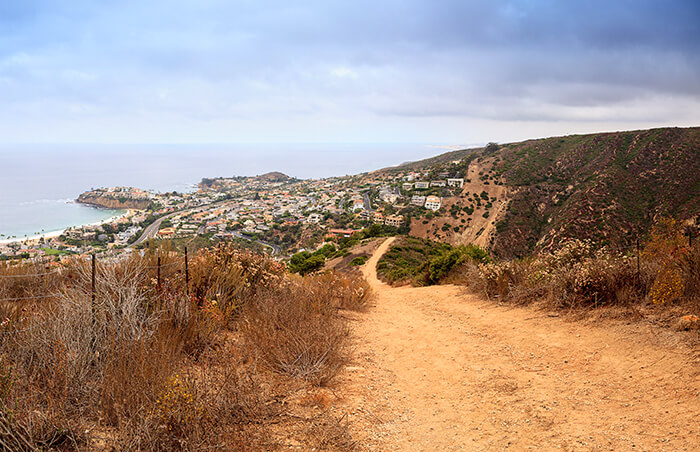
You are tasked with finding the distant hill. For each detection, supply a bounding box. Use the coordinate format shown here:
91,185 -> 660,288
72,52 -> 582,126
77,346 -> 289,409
378,127 -> 699,258
199,171 -> 296,189
254,171 -> 294,182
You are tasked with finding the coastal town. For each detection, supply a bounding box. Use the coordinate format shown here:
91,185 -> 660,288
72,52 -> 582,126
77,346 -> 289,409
0,163 -> 475,261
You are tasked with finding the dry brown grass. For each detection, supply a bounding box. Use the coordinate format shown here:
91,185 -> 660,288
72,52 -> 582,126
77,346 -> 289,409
0,242 -> 360,450
241,279 -> 350,386
305,271 -> 372,312
453,221 -> 700,321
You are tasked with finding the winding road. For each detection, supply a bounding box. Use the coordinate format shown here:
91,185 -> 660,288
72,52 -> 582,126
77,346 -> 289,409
130,211 -> 179,247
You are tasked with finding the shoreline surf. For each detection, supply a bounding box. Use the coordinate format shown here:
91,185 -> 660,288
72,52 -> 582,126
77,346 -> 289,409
0,208 -> 131,246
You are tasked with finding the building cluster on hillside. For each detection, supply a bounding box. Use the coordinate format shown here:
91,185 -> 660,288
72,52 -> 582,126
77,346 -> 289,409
2,161 -> 469,260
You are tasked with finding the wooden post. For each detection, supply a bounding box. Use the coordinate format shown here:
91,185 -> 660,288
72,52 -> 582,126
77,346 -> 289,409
185,247 -> 189,297
91,254 -> 96,335
91,254 -> 96,307
41,257 -> 46,294
636,236 -> 640,284
157,256 -> 161,290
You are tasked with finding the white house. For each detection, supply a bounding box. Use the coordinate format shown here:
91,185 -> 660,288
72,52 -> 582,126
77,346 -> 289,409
430,180 -> 446,187
411,195 -> 426,206
425,196 -> 442,211
447,178 -> 465,188
307,213 -> 323,224
414,181 -> 429,189
385,215 -> 405,227
352,198 -> 365,211
381,192 -> 400,204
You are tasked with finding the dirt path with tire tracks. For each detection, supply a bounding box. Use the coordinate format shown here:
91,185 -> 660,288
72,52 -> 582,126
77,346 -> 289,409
336,237 -> 699,451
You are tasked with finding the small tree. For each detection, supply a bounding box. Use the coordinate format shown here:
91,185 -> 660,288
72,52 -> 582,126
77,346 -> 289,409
484,142 -> 499,155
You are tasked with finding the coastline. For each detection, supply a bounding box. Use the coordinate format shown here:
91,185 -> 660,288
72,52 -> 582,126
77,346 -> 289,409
0,209 -> 134,246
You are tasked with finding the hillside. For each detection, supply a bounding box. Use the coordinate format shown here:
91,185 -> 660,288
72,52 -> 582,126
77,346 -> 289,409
491,127 -> 699,256
379,127 -> 699,257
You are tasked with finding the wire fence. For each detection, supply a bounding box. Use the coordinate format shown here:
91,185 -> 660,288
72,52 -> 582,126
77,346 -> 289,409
0,248 -> 192,305
0,229 -> 694,306
0,265 -> 67,278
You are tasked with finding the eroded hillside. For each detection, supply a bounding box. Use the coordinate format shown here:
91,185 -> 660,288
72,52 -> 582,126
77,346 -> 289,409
395,127 -> 699,257
408,159 -> 510,248
490,127 -> 700,257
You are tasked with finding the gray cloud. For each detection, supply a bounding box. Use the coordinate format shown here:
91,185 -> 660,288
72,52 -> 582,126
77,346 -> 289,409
0,0 -> 698,143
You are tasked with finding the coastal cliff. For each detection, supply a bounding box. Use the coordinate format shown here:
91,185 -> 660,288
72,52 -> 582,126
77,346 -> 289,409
77,190 -> 152,210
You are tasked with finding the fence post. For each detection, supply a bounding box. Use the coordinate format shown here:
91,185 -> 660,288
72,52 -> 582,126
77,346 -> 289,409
157,256 -> 161,290
636,236 -> 640,284
91,254 -> 96,335
185,247 -> 189,298
41,257 -> 46,294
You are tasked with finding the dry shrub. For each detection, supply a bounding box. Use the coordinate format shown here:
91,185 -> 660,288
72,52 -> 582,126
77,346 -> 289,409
306,271 -> 371,311
677,244 -> 700,301
642,218 -> 700,308
241,279 -> 350,386
462,239 -> 642,308
0,252 -> 230,449
0,244 -> 358,449
111,337 -> 270,451
460,220 -> 700,314
0,405 -> 36,451
189,243 -> 284,319
100,325 -> 181,426
119,338 -> 270,451
305,413 -> 356,451
0,258 -> 179,447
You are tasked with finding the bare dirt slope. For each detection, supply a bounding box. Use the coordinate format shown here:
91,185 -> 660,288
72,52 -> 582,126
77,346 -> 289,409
338,237 -> 699,451
454,159 -> 509,248
408,159 -> 510,248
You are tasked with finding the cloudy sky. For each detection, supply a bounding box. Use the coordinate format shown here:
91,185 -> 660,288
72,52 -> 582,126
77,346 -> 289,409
1,0 -> 698,145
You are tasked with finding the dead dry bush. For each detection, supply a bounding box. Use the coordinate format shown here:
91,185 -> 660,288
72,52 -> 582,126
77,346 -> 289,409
241,279 -> 350,386
0,253 -> 233,449
306,271 -> 371,311
465,245 -> 649,309
189,243 -> 284,320
459,224 -> 700,318
0,244 -> 360,449
304,413 -> 356,451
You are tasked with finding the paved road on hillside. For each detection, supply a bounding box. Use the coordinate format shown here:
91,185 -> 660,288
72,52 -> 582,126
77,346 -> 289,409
131,212 -> 179,246
363,191 -> 373,212
130,199 -> 233,247
230,231 -> 281,256
337,237 -> 699,450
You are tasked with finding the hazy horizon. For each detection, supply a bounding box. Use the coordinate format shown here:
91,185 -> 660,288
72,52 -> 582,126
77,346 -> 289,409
0,142 -> 437,237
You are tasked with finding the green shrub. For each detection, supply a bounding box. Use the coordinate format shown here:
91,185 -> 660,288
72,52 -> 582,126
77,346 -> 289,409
289,251 -> 326,275
428,245 -> 490,284
349,256 -> 369,266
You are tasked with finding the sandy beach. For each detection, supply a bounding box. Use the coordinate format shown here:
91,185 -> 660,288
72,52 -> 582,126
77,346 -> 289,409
0,209 -> 134,246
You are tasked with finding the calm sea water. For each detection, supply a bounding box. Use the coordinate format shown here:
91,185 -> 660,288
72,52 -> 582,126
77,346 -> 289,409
0,143 -> 435,238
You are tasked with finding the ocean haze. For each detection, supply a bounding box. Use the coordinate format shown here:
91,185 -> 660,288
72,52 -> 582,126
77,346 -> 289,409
0,143 -> 433,238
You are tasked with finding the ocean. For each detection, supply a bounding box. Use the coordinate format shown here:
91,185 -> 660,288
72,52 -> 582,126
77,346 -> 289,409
0,143 -> 436,239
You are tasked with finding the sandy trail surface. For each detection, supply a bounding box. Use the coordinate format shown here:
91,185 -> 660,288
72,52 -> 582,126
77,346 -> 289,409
337,237 -> 699,451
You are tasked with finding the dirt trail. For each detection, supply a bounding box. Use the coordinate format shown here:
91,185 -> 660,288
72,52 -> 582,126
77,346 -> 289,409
338,237 -> 699,451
